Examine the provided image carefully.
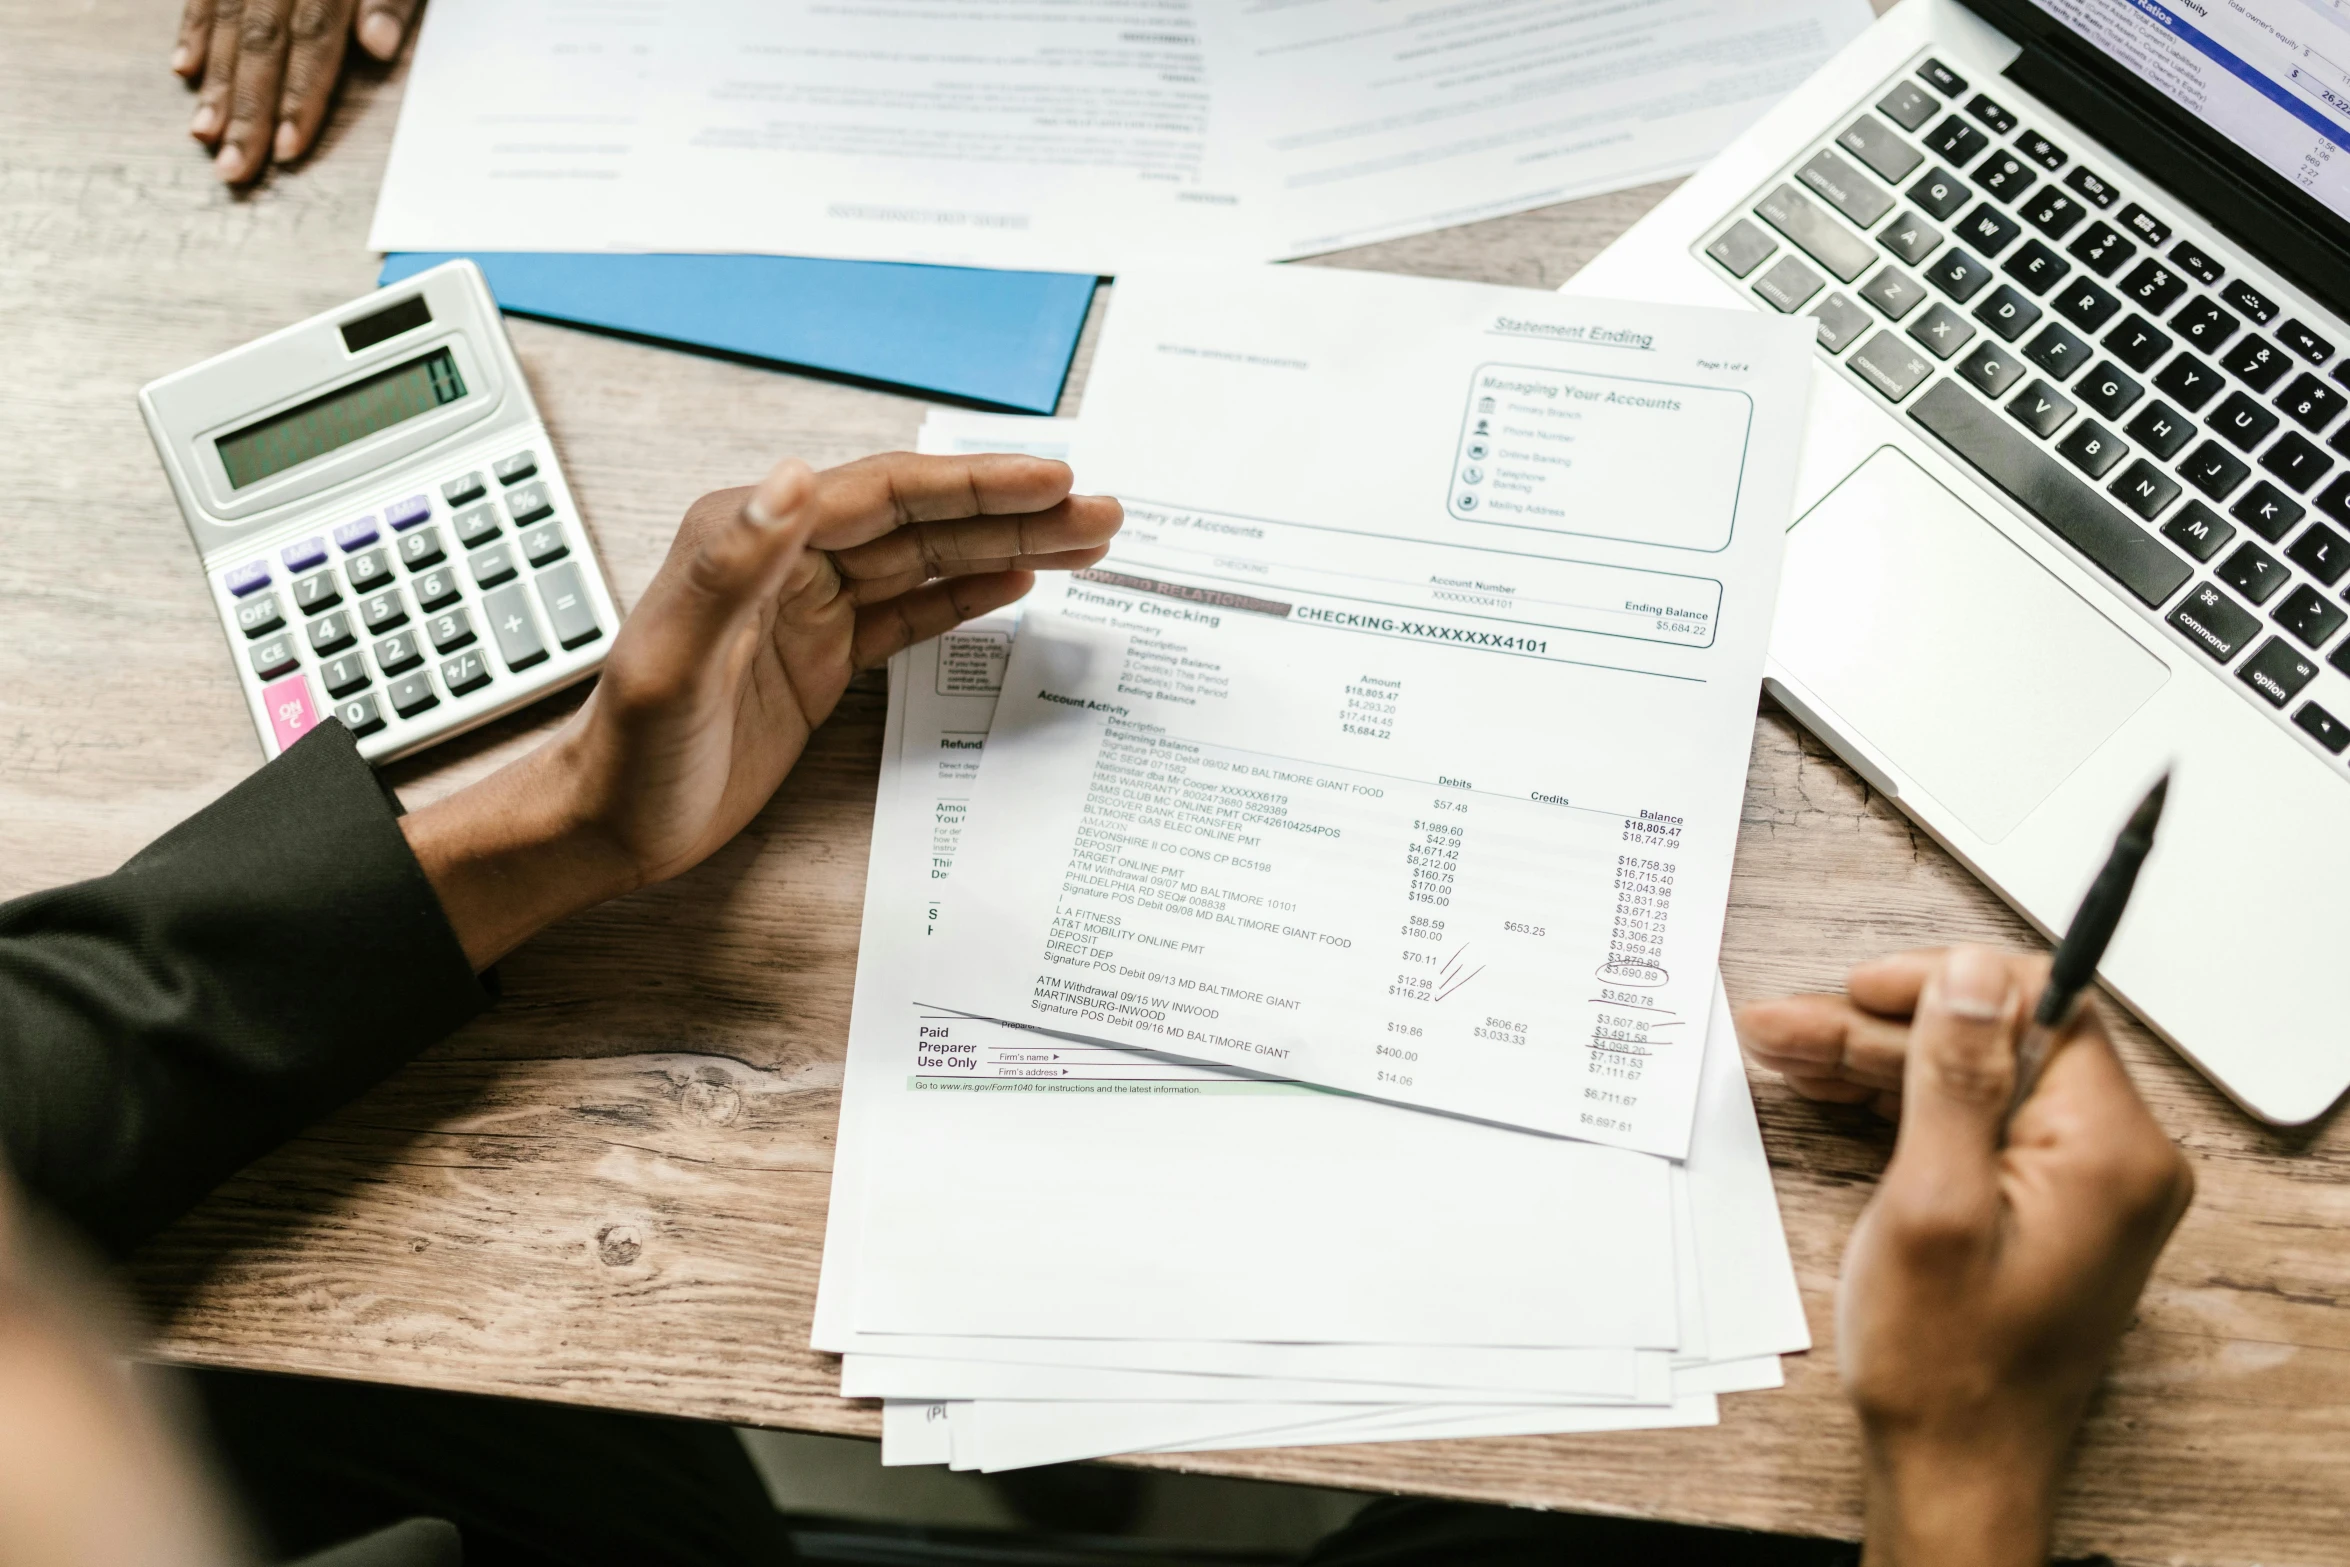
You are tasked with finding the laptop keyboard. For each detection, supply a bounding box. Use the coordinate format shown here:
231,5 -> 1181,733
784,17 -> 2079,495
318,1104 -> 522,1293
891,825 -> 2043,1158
1698,51 -> 2350,775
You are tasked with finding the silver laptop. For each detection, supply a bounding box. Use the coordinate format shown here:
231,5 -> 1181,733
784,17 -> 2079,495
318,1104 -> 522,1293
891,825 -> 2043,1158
1570,0 -> 2350,1124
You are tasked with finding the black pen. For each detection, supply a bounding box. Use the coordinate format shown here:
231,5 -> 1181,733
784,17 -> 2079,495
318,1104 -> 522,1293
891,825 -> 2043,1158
2005,772 -> 2170,1129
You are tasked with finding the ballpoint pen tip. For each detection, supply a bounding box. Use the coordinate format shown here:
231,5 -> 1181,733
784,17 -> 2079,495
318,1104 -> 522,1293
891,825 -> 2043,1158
2128,771 -> 2169,840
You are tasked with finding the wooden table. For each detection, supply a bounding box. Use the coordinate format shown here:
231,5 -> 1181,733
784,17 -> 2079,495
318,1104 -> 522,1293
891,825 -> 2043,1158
8,5 -> 2347,1563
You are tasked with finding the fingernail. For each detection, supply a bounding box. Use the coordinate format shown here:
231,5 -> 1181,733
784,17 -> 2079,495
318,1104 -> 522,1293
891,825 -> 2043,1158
214,141 -> 245,179
360,11 -> 401,55
744,493 -> 784,528
172,43 -> 194,72
191,102 -> 221,137
1940,946 -> 2009,1022
274,120 -> 299,160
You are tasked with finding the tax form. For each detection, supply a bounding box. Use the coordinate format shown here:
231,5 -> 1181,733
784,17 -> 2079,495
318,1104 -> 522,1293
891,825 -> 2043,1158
367,0 -> 1870,271
921,267 -> 1811,1154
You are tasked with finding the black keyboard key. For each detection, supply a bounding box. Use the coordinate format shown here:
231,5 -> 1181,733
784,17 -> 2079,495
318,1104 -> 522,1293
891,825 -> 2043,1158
1838,115 -> 1924,183
1706,219 -> 1778,277
2018,131 -> 2068,170
2118,259 -> 2188,316
2287,521 -> 2350,585
2077,360 -> 2143,419
1756,185 -> 1877,282
2261,432 -> 2333,493
2110,459 -> 2182,520
1850,330 -> 1936,400
1799,149 -> 1895,227
1810,292 -> 1874,353
1957,340 -> 2027,397
2021,188 -> 2086,239
1974,284 -> 2041,342
2221,335 -> 2289,391
2217,541 -> 2290,603
1973,151 -> 2035,202
2222,280 -> 2278,325
2009,377 -> 2076,436
1956,203 -> 2022,256
2209,391 -> 2279,451
1861,263 -> 1929,320
2316,471 -> 2350,531
2239,637 -> 2320,706
1908,379 -> 2192,607
2065,167 -> 2120,208
2067,222 -> 2136,280
1880,212 -> 1945,266
1925,115 -> 1990,167
2276,372 -> 2346,431
2169,580 -> 2260,660
2172,297 -> 2239,352
1754,255 -> 1825,313
2294,701 -> 2350,752
2002,239 -> 2069,295
1926,247 -> 1994,304
2105,314 -> 2172,371
2232,481 -> 2304,542
2169,240 -> 2223,286
2024,322 -> 2093,379
2125,400 -> 2195,460
2276,584 -> 2349,647
2053,278 -> 2121,333
2280,319 -> 2334,363
1877,80 -> 1941,133
2154,352 -> 2222,411
2180,440 -> 2251,500
2118,203 -> 2172,247
2057,420 -> 2129,478
2164,501 -> 2234,561
1968,94 -> 2017,134
1920,58 -> 1966,96
1906,166 -> 1972,221
1909,302 -> 1977,359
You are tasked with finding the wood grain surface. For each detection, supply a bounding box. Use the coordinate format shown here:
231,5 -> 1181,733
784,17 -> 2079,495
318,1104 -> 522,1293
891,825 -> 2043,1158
6,4 -> 2346,1563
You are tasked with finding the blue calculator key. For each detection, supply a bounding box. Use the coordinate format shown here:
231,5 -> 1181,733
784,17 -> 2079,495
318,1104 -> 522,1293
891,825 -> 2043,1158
518,523 -> 568,567
399,525 -> 446,569
453,503 -> 501,548
388,671 -> 439,718
249,632 -> 299,680
505,480 -> 554,525
413,565 -> 462,611
494,450 -> 538,485
335,691 -> 386,737
373,630 -> 424,676
319,650 -> 371,697
426,604 -> 477,653
306,610 -> 356,656
281,537 -> 328,573
291,569 -> 341,614
358,586 -> 409,632
483,582 -> 550,672
440,649 -> 493,696
344,547 -> 395,593
442,471 -> 487,507
225,560 -> 272,597
385,495 -> 432,531
535,561 -> 602,649
335,516 -> 380,551
233,591 -> 284,638
469,542 -> 519,589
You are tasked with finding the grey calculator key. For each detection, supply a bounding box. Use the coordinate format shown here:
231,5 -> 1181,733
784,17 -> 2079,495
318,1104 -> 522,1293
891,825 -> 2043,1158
249,633 -> 298,680
1838,114 -> 1924,183
388,671 -> 439,718
484,582 -> 550,672
1797,149 -> 1893,228
306,610 -> 356,656
1704,219 -> 1777,278
453,503 -> 501,548
505,480 -> 555,525
440,648 -> 493,697
1850,331 -> 1934,400
427,605 -> 477,652
442,471 -> 487,507
494,450 -> 539,485
470,542 -> 519,589
291,569 -> 342,614
335,691 -> 385,737
518,522 -> 569,567
535,561 -> 604,649
414,566 -> 462,612
1753,255 -> 1823,313
1809,293 -> 1872,354
399,525 -> 446,569
1859,265 -> 1926,321
374,630 -> 424,676
233,591 -> 284,638
1757,184 -> 1877,282
319,650 -> 371,697
1879,211 -> 1943,266
359,586 -> 409,632
1876,80 -> 1940,133
1907,301 -> 1977,360
345,547 -> 394,593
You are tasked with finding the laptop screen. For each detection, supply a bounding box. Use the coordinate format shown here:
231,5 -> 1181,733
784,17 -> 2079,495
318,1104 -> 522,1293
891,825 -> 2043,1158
2022,0 -> 2350,226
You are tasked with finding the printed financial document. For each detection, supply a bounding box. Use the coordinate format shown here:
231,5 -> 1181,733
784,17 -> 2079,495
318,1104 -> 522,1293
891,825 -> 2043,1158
920,267 -> 1812,1154
368,0 -> 1870,271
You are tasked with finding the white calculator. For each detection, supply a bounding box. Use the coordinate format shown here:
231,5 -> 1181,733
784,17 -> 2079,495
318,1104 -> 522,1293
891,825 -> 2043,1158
140,260 -> 619,763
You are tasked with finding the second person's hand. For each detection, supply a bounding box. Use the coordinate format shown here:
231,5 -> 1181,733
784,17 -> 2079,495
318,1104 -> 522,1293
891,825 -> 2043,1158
175,0 -> 422,183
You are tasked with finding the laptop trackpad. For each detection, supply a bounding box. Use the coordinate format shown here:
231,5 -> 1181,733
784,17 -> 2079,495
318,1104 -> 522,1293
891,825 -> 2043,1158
1772,448 -> 2168,844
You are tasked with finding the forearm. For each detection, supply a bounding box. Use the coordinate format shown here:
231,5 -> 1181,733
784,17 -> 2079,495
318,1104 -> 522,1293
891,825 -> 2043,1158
1861,1435 -> 2058,1567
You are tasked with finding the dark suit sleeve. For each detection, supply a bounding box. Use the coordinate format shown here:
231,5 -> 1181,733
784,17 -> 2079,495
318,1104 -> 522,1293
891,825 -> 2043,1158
0,722 -> 489,1254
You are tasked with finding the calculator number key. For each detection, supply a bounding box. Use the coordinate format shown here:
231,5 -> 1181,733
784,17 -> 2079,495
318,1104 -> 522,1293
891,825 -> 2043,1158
319,650 -> 372,697
335,691 -> 386,737
414,566 -> 463,612
440,650 -> 493,697
305,610 -> 356,656
373,630 -> 424,676
359,587 -> 410,632
344,547 -> 395,593
399,525 -> 447,569
428,605 -> 478,653
291,569 -> 342,614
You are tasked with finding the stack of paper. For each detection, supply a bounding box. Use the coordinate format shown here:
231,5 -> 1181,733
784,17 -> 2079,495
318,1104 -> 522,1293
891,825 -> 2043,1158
814,267 -> 1816,1469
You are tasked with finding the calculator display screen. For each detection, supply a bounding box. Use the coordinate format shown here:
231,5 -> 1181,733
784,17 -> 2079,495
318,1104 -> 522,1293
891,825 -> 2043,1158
216,347 -> 467,489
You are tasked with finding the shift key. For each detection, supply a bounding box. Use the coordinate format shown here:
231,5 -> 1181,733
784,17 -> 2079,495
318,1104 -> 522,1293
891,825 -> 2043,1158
483,582 -> 551,672
535,560 -> 604,649
1755,184 -> 1878,282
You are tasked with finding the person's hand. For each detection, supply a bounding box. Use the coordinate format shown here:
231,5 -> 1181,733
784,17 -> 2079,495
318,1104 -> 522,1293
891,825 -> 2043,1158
1737,947 -> 2194,1567
399,451 -> 1120,968
173,0 -> 421,183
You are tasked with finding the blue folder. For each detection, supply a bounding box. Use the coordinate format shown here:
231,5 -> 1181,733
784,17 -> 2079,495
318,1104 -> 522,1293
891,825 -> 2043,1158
379,252 -> 1097,414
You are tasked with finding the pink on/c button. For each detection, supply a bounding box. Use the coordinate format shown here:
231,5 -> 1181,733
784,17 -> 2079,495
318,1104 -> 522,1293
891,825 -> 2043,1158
260,672 -> 320,754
